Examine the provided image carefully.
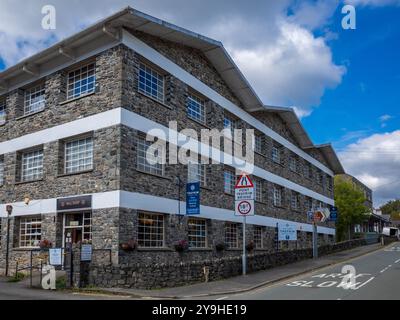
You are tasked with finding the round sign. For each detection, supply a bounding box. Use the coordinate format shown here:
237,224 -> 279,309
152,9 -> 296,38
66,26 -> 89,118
237,200 -> 252,215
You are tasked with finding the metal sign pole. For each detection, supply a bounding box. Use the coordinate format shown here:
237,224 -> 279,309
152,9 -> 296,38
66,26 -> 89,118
242,215 -> 247,275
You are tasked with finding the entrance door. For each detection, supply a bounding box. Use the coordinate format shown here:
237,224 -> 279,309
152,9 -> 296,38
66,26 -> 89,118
63,212 -> 92,245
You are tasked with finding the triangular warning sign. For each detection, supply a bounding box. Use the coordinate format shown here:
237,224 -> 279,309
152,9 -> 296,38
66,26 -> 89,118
235,173 -> 254,189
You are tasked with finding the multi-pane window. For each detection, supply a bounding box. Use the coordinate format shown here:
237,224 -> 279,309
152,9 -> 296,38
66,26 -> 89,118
21,149 -> 43,182
254,226 -> 263,249
19,217 -> 42,248
272,146 -> 281,164
254,179 -> 263,202
305,197 -> 313,211
327,176 -> 333,191
254,134 -> 263,154
188,162 -> 207,186
24,84 -> 45,115
273,186 -> 282,207
137,212 -> 164,248
187,94 -> 205,124
137,137 -> 164,176
317,170 -> 324,184
0,100 -> 5,124
67,63 -> 96,99
65,137 -> 93,174
83,212 -> 92,241
225,223 -> 239,248
0,158 -> 3,185
289,156 -> 297,172
291,192 -> 300,210
188,218 -> 207,248
224,170 -> 235,194
138,63 -> 164,103
223,116 -> 237,138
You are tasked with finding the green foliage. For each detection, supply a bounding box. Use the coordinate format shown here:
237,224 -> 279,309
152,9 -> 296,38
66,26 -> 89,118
8,272 -> 26,282
56,275 -> 67,289
380,200 -> 400,220
334,176 -> 369,241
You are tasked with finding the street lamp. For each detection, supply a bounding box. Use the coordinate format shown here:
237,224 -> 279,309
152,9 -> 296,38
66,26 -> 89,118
5,204 -> 13,277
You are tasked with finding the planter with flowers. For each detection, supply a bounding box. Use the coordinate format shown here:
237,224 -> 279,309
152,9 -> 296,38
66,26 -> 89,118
39,239 -> 52,250
246,240 -> 255,252
215,243 -> 226,252
120,239 -> 138,252
174,240 -> 189,253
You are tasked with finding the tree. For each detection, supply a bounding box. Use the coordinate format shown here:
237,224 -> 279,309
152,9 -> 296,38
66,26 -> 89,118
334,176 -> 369,242
380,200 -> 400,220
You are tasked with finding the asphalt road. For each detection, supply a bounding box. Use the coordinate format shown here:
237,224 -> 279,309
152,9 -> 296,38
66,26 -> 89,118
213,242 -> 400,300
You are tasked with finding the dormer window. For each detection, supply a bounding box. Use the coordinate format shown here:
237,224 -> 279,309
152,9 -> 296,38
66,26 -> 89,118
67,62 -> 96,99
24,84 -> 45,116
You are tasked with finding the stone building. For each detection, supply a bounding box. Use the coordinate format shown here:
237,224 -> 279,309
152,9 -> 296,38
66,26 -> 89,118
336,174 -> 373,210
0,8 -> 344,288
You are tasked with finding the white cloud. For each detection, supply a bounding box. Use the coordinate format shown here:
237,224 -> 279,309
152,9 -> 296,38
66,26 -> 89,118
0,0 -> 345,116
346,0 -> 400,6
339,130 -> 400,206
379,114 -> 394,128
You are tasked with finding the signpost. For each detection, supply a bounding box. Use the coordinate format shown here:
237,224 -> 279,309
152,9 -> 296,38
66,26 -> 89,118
329,206 -> 338,222
49,248 -> 63,266
81,244 -> 93,262
234,173 -> 254,275
311,207 -> 332,259
278,222 -> 297,241
186,182 -> 200,215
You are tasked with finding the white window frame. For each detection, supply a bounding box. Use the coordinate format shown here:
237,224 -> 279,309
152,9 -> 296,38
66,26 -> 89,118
289,156 -> 297,172
0,100 -> 6,124
138,63 -> 165,103
137,136 -> 165,176
187,93 -> 206,124
254,226 -> 263,249
67,62 -> 96,100
64,136 -> 93,174
137,212 -> 165,248
188,218 -> 207,248
254,134 -> 263,154
24,84 -> 45,116
19,217 -> 42,248
273,186 -> 282,207
225,223 -> 239,249
254,179 -> 263,202
291,192 -> 300,210
224,170 -> 235,194
272,146 -> 281,164
188,162 -> 207,186
21,149 -> 43,182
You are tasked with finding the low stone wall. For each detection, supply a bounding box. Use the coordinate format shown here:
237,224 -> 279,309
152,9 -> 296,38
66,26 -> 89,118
89,238 -> 374,289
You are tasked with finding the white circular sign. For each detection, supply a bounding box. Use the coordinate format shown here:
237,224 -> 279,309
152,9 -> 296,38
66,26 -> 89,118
237,200 -> 252,215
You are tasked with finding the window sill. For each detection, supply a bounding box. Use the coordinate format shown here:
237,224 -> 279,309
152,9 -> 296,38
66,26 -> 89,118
15,179 -> 44,185
58,169 -> 94,178
188,247 -> 213,252
13,247 -> 41,251
136,168 -> 171,181
137,247 -> 174,252
187,116 -> 210,129
59,91 -> 96,105
16,109 -> 45,121
138,91 -> 172,110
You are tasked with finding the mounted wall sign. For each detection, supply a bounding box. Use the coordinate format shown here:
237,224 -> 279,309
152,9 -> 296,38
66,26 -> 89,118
57,195 -> 92,212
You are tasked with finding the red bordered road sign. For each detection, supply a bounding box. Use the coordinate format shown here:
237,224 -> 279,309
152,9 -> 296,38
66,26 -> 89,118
235,200 -> 255,216
235,173 -> 254,189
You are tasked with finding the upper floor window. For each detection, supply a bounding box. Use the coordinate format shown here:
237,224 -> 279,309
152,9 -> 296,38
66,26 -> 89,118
188,218 -> 207,248
254,179 -> 263,202
22,149 -> 43,182
254,134 -> 263,154
291,192 -> 300,210
0,100 -> 6,124
137,212 -> 165,248
327,176 -> 333,191
188,162 -> 207,186
187,94 -> 205,124
67,63 -> 96,99
225,223 -> 239,249
224,115 -> 237,138
272,146 -> 281,164
65,137 -> 93,174
273,186 -> 282,207
0,157 -> 4,185
137,136 -> 164,176
19,217 -> 42,248
224,170 -> 235,194
289,156 -> 297,172
138,63 -> 164,103
24,84 -> 45,116
317,170 -> 324,185
305,197 -> 313,211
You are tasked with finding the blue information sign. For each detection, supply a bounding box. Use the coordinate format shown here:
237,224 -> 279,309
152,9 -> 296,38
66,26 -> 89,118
186,182 -> 200,215
330,206 -> 338,222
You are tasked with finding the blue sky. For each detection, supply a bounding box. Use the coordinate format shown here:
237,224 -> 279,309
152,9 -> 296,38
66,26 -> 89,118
0,0 -> 399,205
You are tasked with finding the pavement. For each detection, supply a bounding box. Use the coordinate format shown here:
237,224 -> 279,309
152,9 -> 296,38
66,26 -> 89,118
95,242 -> 388,299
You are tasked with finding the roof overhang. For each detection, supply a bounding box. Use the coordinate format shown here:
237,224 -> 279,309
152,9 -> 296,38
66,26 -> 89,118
309,143 -> 346,175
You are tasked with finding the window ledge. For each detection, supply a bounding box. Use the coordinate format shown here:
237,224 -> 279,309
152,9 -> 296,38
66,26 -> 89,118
59,92 -> 96,105
13,247 -> 41,251
15,178 -> 44,186
187,116 -> 210,129
137,247 -> 174,252
136,168 -> 171,181
16,109 -> 45,121
58,169 -> 94,178
138,91 -> 172,110
188,248 -> 213,252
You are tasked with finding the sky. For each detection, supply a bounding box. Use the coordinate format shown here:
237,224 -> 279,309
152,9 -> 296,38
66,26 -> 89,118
0,0 -> 399,206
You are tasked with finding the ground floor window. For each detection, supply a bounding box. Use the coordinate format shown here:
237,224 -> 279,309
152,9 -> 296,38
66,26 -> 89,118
19,216 -> 42,248
225,223 -> 239,248
188,218 -> 207,248
254,226 -> 263,249
138,212 -> 165,248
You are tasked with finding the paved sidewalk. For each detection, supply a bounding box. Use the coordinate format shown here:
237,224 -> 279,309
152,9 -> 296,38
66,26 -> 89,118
95,243 -> 386,299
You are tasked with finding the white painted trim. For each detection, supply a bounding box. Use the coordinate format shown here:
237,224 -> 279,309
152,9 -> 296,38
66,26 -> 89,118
121,29 -> 334,177
0,190 -> 335,235
0,107 -> 333,205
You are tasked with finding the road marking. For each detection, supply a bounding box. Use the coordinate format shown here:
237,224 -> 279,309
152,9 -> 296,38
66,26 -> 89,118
395,259 -> 400,263
353,277 -> 375,290
216,296 -> 228,300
